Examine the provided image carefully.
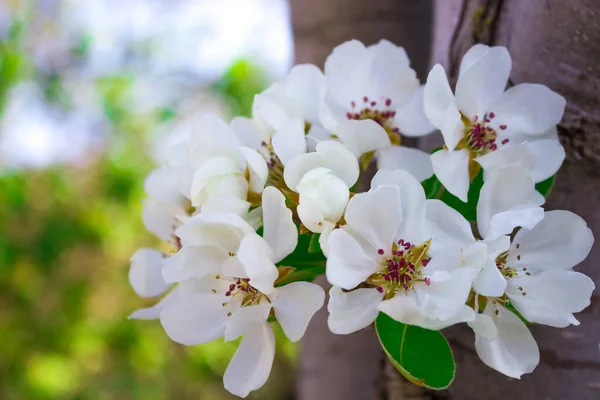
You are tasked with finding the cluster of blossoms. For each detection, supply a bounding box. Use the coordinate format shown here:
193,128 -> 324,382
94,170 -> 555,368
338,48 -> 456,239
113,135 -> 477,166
129,40 -> 594,397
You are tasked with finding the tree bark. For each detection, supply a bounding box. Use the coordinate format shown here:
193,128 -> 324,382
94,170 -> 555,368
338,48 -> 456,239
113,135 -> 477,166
431,1 -> 600,399
290,1 -> 433,399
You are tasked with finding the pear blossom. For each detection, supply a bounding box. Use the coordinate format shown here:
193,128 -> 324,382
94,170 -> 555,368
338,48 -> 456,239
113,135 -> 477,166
187,114 -> 268,208
320,39 -> 435,181
326,169 -> 482,334
283,140 -> 359,253
467,177 -> 594,377
423,44 -> 566,201
159,187 -> 325,398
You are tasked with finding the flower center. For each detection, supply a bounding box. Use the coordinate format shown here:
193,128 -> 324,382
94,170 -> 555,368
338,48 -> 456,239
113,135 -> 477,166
346,96 -> 400,145
260,141 -> 285,188
366,238 -> 432,299
213,275 -> 267,313
460,112 -> 509,155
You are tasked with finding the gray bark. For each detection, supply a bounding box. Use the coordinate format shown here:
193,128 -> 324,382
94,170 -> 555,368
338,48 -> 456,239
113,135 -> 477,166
290,1 -> 434,399
431,1 -> 600,399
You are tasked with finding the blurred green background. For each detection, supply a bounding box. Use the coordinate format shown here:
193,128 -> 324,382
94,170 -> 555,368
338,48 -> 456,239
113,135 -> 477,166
0,1 -> 297,399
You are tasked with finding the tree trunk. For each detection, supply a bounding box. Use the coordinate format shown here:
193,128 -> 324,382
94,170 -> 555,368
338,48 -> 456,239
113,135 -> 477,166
431,1 -> 600,399
290,1 -> 433,399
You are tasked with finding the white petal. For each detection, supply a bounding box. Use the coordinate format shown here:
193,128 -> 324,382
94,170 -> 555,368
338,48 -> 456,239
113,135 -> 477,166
319,223 -> 335,257
425,199 -> 475,247
441,103 -> 465,151
285,64 -> 325,125
507,210 -> 594,271
430,149 -> 470,202
475,144 -> 536,173
176,212 -> 255,252
371,169 -> 427,242
334,119 -> 391,157
477,166 -> 544,239
129,285 -> 181,320
144,166 -> 184,203
188,114 -> 241,165
327,286 -> 383,334
224,304 -> 271,342
488,83 -> 566,135
129,248 -> 171,298
201,195 -> 250,216
367,39 -> 419,105
297,168 -> 349,230
423,64 -> 455,129
221,256 -> 248,279
239,146 -> 268,194
473,260 -> 507,297
229,116 -> 266,150
475,302 -> 539,379
379,296 -> 475,330
162,245 -> 227,284
190,156 -> 246,206
253,83 -> 301,132
262,186 -> 298,263
272,118 -> 308,166
237,234 -> 279,295
223,322 -> 275,398
455,46 -> 511,119
244,206 -> 263,231
376,146 -> 434,182
324,40 -> 371,107
160,291 -> 229,345
316,140 -> 360,187
458,44 -> 490,76
468,312 -> 498,341
273,282 -> 325,342
507,270 -> 595,328
524,139 -> 565,182
142,200 -> 185,241
344,185 -> 402,252
283,152 -> 324,191
393,85 -> 436,136
326,229 -> 381,289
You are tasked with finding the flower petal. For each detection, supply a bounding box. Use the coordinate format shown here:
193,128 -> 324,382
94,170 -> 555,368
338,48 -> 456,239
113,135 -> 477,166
344,185 -> 402,253
224,304 -> 271,342
201,195 -> 250,216
283,152 -> 324,191
474,302 -> 539,379
475,144 -> 536,174
327,286 -> 383,334
488,83 -> 566,135
476,166 -> 544,240
223,322 -> 275,398
423,64 -> 455,129
458,44 -> 491,76
297,168 -> 349,231
326,229 -> 381,290
507,210 -> 594,271
230,116 -> 266,150
425,199 -> 475,247
188,114 -> 241,168
129,285 -> 181,320
160,291 -> 229,345
144,166 -> 185,203
507,270 -> 595,328
468,312 -> 498,341
272,118 -> 308,166
129,248 -> 171,298
162,245 -> 227,284
371,169 -> 428,242
393,85 -> 436,137
284,64 -> 325,124
376,146 -> 434,182
379,296 -> 475,330
441,103 -> 465,151
142,200 -> 186,241
455,46 -> 511,119
262,186 -> 298,263
524,139 -> 565,182
239,146 -> 268,194
316,140 -> 360,187
237,234 -> 279,295
273,282 -> 325,342
334,119 -> 391,158
473,260 -> 507,297
430,149 -> 470,202
324,40 -> 371,107
176,212 -> 255,252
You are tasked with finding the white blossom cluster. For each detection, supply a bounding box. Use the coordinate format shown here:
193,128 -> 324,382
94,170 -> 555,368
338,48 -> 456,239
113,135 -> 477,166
128,40 -> 595,397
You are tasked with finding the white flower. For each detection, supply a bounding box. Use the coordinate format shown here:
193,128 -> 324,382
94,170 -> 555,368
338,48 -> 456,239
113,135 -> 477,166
325,169 -> 481,334
424,44 -> 566,201
319,39 -> 435,181
188,114 -> 268,208
141,166 -> 188,242
159,187 -> 325,398
469,209 -> 594,377
284,140 -> 359,237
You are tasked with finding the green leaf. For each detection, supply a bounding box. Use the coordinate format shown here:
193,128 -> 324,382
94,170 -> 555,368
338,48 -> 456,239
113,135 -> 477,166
535,175 -> 555,198
278,231 -> 325,271
375,313 -> 455,390
308,233 -> 321,254
438,170 -> 484,222
421,174 -> 442,199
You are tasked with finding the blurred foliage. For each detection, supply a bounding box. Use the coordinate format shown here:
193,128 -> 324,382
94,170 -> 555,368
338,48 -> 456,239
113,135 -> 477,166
0,11 -> 294,400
